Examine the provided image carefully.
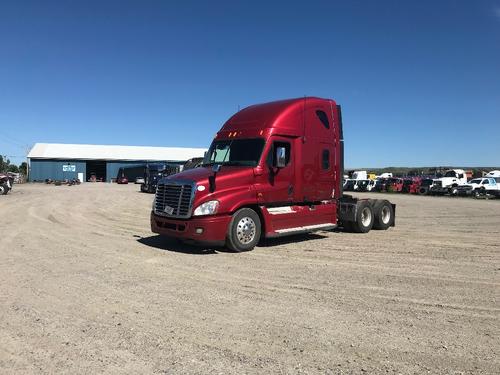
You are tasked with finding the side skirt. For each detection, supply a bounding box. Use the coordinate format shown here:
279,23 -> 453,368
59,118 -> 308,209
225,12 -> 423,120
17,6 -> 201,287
266,223 -> 337,238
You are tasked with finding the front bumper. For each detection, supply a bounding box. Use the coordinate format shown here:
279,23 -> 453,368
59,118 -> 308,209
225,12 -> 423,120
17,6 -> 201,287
430,186 -> 450,194
150,211 -> 231,246
456,188 -> 473,196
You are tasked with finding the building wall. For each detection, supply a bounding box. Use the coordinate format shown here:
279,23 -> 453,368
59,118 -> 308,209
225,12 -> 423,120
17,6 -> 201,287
30,160 -> 86,182
29,159 -> 185,182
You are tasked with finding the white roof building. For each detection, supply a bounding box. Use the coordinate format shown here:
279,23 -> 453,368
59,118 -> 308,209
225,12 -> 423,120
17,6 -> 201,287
28,143 -> 206,162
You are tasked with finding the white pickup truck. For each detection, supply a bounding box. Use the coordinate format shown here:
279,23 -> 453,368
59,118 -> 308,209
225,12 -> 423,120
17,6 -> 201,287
430,169 -> 468,195
456,177 -> 499,197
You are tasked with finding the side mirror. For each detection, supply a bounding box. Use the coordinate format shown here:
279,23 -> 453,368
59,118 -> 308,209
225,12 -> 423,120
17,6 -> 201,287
275,146 -> 286,168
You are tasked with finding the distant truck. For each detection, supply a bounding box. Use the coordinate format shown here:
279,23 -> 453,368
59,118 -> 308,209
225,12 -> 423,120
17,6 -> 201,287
430,169 -> 468,195
151,97 -> 396,252
0,173 -> 14,195
141,164 -> 180,193
141,160 -> 203,193
343,170 -> 374,191
377,172 -> 393,179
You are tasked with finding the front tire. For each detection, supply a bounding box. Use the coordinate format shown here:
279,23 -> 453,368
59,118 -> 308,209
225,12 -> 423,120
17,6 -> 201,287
226,208 -> 261,252
0,183 -> 8,195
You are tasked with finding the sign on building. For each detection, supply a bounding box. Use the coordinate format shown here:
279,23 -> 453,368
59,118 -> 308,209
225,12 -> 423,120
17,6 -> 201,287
62,165 -> 76,172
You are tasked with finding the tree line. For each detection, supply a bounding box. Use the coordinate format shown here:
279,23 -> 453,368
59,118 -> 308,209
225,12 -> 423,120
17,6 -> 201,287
0,155 -> 27,175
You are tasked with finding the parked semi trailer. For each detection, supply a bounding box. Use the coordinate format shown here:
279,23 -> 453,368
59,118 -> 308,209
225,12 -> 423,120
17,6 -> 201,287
150,97 -> 396,252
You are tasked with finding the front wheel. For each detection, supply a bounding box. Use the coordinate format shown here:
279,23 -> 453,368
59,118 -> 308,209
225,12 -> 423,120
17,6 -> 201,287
226,208 -> 261,252
474,188 -> 485,198
0,183 -> 8,195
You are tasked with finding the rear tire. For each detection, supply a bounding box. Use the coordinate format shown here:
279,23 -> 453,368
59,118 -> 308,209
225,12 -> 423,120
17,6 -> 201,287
372,200 -> 394,230
350,201 -> 374,233
226,208 -> 261,252
0,183 -> 8,195
418,186 -> 428,195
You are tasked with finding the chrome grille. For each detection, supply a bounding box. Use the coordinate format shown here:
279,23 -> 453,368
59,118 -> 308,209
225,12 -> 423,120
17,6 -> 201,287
154,181 -> 194,218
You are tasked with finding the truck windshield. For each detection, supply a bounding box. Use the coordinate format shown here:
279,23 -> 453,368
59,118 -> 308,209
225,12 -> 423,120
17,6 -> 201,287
444,171 -> 457,177
203,138 -> 265,167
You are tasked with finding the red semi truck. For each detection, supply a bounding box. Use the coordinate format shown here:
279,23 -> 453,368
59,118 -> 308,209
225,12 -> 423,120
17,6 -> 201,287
151,97 -> 395,251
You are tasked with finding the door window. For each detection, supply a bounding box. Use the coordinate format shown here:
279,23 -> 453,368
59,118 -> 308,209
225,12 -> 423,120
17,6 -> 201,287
267,141 -> 291,167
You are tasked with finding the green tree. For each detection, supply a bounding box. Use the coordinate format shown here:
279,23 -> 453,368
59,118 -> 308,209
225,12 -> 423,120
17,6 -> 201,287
8,164 -> 19,173
0,155 -> 10,173
19,162 -> 27,175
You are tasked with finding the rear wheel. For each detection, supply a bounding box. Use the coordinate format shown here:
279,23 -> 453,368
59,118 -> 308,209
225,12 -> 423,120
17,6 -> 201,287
349,201 -> 374,233
0,183 -> 8,195
373,200 -> 394,230
226,208 -> 261,252
418,186 -> 428,195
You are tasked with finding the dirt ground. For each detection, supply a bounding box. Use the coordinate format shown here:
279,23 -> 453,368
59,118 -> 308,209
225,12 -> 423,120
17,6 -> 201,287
0,183 -> 498,374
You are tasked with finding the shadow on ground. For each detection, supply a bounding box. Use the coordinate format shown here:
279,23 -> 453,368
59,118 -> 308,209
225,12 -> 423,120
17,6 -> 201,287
136,235 -> 223,255
259,232 -> 330,247
137,231 -> 335,254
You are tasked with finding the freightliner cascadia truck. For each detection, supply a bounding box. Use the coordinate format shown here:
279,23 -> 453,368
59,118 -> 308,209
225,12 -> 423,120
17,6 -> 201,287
151,97 -> 395,251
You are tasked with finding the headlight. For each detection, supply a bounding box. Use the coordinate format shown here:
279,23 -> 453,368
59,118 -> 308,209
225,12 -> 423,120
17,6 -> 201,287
193,200 -> 219,216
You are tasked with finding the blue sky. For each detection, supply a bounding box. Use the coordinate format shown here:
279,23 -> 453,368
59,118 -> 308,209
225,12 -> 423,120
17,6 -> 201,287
1,0 -> 499,167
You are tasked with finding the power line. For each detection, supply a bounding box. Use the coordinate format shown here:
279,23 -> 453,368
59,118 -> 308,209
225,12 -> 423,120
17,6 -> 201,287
0,130 -> 25,147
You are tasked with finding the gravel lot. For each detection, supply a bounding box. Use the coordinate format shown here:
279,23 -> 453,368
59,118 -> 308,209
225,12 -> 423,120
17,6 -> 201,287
0,183 -> 499,374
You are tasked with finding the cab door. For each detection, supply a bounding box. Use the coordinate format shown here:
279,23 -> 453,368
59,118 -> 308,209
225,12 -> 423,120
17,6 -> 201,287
317,143 -> 334,198
255,137 -> 294,205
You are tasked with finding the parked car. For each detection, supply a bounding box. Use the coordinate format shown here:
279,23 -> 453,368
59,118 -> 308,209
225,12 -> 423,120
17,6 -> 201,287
116,176 -> 129,184
456,177 -> 499,197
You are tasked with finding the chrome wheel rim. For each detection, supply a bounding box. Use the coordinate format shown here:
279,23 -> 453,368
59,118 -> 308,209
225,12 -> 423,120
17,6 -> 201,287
236,217 -> 256,244
381,206 -> 390,224
361,207 -> 372,227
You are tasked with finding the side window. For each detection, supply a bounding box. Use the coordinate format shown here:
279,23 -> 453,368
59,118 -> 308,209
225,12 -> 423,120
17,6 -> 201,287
316,110 -> 330,129
322,149 -> 330,170
267,141 -> 291,166
458,173 -> 464,179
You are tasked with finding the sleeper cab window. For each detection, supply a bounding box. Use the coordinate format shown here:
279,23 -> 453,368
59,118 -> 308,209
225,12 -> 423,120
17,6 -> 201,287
322,149 -> 330,170
316,110 -> 330,129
